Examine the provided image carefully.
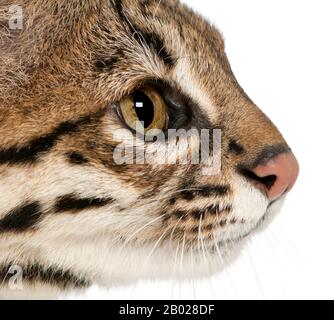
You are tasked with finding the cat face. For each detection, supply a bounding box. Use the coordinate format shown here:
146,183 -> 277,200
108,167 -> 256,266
0,0 -> 298,289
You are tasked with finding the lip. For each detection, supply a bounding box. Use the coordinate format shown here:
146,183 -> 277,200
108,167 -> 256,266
210,191 -> 287,251
267,191 -> 287,209
267,199 -> 277,209
216,203 -> 274,246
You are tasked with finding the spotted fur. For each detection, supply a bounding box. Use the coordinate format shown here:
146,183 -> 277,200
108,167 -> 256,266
0,0 -> 291,298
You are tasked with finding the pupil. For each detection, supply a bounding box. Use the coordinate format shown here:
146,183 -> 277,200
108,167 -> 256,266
133,90 -> 154,129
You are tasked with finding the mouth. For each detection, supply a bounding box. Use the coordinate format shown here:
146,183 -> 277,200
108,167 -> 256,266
155,179 -> 287,270
213,193 -> 287,249
253,193 -> 287,235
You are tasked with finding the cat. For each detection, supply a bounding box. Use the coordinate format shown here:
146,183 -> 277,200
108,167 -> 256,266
0,0 -> 298,298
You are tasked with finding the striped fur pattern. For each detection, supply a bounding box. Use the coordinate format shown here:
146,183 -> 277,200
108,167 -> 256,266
0,0 -> 290,298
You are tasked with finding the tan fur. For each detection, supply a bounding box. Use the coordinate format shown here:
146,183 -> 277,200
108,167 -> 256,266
0,0 -> 290,298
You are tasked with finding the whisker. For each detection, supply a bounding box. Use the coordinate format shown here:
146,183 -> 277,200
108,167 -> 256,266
153,0 -> 163,18
178,232 -> 187,299
169,215 -> 184,245
141,227 -> 169,271
198,214 -> 209,270
179,232 -> 186,270
213,234 -> 231,295
245,244 -> 265,298
190,246 -> 197,300
122,213 -> 166,245
269,225 -> 303,259
123,11 -> 150,50
171,241 -> 180,300
266,228 -> 302,269
213,233 -> 225,266
263,230 -> 283,267
224,266 -> 238,298
129,228 -> 169,286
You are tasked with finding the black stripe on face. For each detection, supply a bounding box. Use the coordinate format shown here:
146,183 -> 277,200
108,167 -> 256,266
113,0 -> 126,21
206,203 -> 232,215
66,152 -> 89,165
229,140 -> 245,155
0,263 -> 89,289
133,30 -> 176,67
0,202 -> 42,233
180,185 -> 230,200
111,0 -> 176,68
54,194 -> 114,213
0,115 -> 92,165
172,204 -> 232,221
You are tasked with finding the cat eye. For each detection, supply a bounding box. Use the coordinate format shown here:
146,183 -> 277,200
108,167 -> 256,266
119,86 -> 167,136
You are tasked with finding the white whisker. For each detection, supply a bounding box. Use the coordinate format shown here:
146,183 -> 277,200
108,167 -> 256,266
246,245 -> 265,298
153,0 -> 163,18
122,213 -> 166,245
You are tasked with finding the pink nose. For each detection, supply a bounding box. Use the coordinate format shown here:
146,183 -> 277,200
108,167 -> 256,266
246,153 -> 299,201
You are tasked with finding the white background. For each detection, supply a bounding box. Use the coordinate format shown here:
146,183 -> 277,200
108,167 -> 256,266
70,0 -> 334,300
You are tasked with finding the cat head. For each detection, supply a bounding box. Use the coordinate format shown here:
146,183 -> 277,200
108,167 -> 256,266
0,0 -> 298,287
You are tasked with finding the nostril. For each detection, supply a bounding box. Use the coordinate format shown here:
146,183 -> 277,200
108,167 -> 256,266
238,151 -> 299,201
240,169 -> 277,190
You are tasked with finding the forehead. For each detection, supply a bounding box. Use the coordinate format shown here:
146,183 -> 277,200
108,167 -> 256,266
108,0 -> 227,70
92,0 -> 235,117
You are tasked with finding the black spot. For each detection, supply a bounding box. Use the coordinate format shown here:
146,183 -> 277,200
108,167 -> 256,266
94,57 -> 119,71
229,140 -> 245,155
94,49 -> 124,71
204,224 -> 214,232
219,220 -> 227,227
0,115 -> 93,165
0,202 -> 42,232
180,190 -> 195,200
206,204 -> 220,215
54,194 -> 114,213
168,197 -> 176,205
67,152 -> 89,165
174,210 -> 187,220
191,209 -> 204,220
223,205 -> 233,213
0,263 -> 89,289
191,226 -> 199,233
